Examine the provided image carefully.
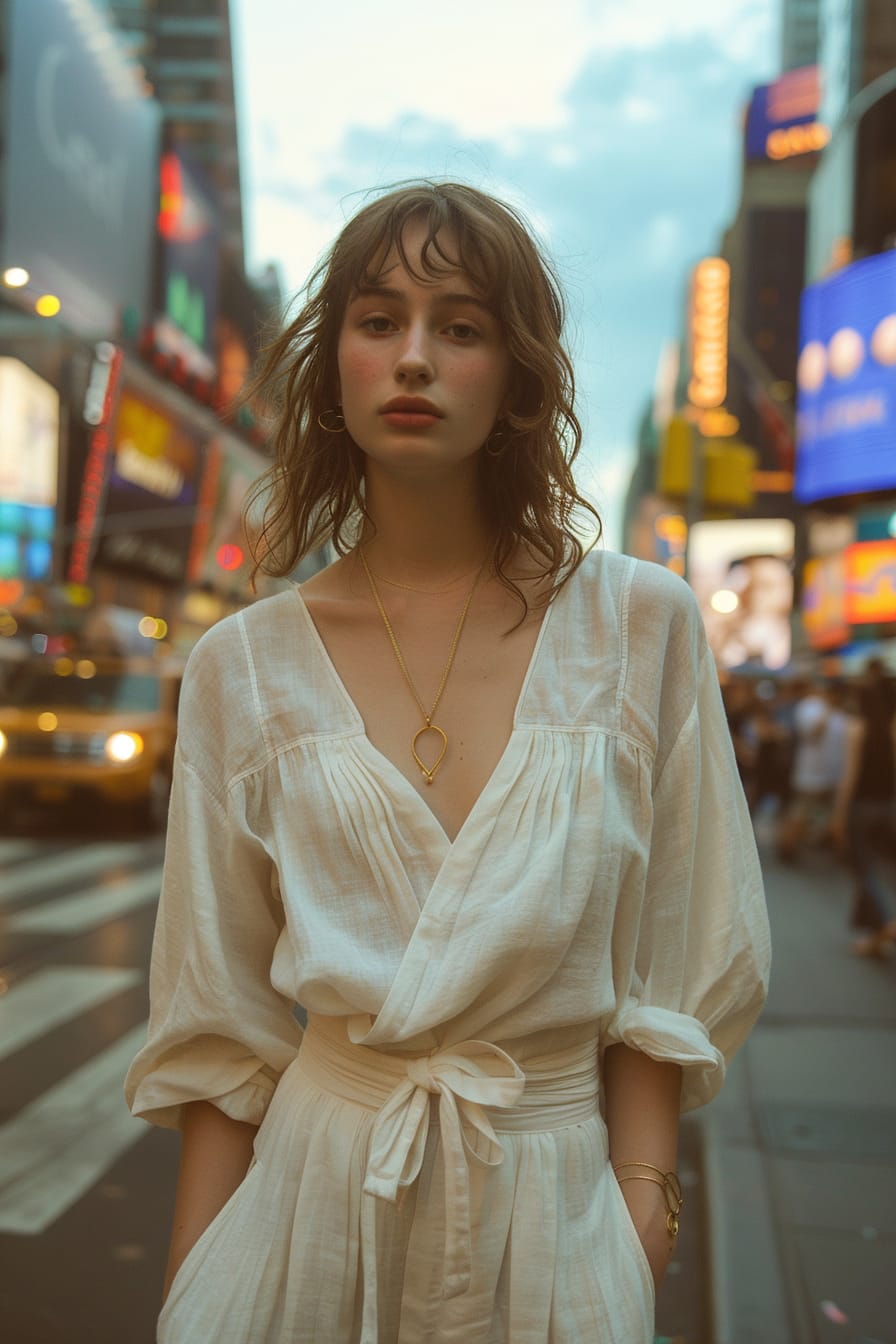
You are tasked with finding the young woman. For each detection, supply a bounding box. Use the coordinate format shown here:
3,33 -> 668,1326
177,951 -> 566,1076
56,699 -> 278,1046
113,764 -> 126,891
126,181 -> 770,1344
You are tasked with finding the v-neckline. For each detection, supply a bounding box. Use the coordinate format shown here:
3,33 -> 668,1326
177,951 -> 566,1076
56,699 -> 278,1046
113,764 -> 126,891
292,572 -> 565,848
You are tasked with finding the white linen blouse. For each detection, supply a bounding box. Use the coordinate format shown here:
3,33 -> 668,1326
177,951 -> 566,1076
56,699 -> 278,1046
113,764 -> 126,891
126,548 -> 770,1344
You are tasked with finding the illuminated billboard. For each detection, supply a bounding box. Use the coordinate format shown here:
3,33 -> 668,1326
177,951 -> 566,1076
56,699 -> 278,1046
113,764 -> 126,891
0,359 -> 59,581
187,436 -> 265,596
795,250 -> 896,503
802,554 -> 850,649
94,386 -> 203,583
688,518 -> 794,671
3,0 -> 159,337
745,66 -> 829,163
155,147 -> 221,378
845,541 -> 896,624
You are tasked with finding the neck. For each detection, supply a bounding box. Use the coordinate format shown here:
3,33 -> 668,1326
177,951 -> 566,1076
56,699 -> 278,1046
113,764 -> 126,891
359,462 -> 491,581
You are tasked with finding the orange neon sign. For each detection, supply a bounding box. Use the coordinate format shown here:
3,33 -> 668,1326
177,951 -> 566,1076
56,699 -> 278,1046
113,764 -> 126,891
688,258 -> 730,410
767,122 -> 830,161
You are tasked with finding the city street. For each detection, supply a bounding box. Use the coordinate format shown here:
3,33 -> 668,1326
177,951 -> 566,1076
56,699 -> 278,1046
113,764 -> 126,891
0,823 -> 173,1343
1,815 -> 893,1344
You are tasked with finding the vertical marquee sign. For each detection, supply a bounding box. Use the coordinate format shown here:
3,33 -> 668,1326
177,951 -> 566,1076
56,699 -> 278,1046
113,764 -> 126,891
688,258 -> 730,412
68,343 -> 123,584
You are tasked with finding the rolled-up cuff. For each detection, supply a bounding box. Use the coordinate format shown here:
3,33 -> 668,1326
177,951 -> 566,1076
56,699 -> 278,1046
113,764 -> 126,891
602,1003 -> 725,1111
126,1051 -> 285,1131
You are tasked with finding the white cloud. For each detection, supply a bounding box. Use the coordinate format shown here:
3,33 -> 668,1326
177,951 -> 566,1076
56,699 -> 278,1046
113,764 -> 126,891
234,0 -> 774,195
234,0 -> 595,181
582,0 -> 773,63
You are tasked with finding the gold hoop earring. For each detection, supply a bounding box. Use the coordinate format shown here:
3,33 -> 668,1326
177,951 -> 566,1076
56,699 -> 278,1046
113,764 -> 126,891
484,422 -> 511,457
317,407 -> 346,433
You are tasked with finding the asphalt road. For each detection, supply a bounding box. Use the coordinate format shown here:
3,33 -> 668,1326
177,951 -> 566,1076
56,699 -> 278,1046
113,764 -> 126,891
0,812 -> 708,1344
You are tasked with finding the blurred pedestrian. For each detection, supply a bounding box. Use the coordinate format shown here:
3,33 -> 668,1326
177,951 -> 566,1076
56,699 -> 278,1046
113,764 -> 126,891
832,659 -> 896,956
125,181 -> 770,1344
776,679 -> 848,862
744,685 -> 792,819
722,677 -> 757,791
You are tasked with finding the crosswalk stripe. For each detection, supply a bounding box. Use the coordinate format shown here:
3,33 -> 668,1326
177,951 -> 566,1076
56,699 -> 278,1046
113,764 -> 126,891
0,839 -> 55,865
0,842 -> 158,907
0,967 -> 143,1062
0,1023 -> 149,1235
7,869 -> 163,936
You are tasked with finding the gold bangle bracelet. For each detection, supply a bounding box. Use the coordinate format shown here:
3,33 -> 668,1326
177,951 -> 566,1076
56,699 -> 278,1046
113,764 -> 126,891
613,1162 -> 684,1237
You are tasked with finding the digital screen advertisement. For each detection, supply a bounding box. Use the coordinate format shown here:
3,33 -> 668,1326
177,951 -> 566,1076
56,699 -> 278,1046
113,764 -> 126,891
0,358 -> 59,580
187,436 -> 263,596
155,148 -> 221,378
94,386 -> 203,583
802,553 -> 850,649
795,250 -> 896,503
688,518 -> 794,671
3,0 -> 158,337
845,540 -> 896,625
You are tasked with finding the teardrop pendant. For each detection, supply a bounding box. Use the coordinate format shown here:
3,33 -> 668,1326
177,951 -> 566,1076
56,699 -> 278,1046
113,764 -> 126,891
412,722 -> 448,785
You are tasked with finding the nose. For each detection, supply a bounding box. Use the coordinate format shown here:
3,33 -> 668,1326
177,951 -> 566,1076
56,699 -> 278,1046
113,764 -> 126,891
393,320 -> 434,384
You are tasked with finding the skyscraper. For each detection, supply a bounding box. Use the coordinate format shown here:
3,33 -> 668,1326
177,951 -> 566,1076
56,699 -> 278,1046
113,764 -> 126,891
97,0 -> 244,265
818,0 -> 896,130
780,0 -> 821,72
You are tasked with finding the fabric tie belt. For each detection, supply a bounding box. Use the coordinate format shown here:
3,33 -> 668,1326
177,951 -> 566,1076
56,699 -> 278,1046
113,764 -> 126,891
296,1015 -> 600,1336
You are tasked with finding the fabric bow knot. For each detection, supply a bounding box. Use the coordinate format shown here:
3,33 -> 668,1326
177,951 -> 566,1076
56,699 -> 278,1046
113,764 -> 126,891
362,1039 -> 526,1301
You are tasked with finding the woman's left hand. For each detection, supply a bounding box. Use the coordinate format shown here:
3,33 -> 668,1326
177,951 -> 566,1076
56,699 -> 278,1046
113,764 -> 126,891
619,1176 -> 678,1292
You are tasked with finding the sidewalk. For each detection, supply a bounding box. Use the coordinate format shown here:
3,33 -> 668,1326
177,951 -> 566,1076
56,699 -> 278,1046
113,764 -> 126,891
701,822 -> 896,1344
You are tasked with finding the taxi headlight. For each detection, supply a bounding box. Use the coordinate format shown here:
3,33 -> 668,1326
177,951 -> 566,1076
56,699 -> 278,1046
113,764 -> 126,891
105,731 -> 144,763
0,730 -> 6,759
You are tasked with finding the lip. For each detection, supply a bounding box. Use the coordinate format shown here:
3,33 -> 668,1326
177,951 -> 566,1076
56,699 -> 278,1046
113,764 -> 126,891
379,397 -> 444,418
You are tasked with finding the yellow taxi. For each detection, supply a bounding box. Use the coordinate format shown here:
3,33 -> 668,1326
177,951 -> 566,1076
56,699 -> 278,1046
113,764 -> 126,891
0,655 -> 181,829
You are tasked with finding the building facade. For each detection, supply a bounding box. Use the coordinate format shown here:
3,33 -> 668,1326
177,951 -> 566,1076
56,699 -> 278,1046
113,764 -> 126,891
96,0 -> 244,265
820,0 -> 896,131
0,0 -> 299,667
781,0 -> 821,71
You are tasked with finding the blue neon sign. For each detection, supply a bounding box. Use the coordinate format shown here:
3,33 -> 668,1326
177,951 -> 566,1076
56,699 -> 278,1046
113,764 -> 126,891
794,250 -> 896,503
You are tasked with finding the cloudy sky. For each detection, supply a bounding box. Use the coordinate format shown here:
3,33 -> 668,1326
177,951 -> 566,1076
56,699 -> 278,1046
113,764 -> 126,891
231,0 -> 779,548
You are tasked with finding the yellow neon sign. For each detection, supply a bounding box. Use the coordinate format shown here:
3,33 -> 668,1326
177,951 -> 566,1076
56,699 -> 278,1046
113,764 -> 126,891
688,258 -> 730,410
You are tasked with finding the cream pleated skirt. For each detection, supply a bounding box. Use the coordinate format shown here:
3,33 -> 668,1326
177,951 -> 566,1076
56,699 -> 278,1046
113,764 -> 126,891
157,1019 -> 655,1344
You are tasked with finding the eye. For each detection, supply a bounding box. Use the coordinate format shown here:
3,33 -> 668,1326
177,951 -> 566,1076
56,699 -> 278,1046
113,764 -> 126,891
445,322 -> 479,340
359,315 -> 396,334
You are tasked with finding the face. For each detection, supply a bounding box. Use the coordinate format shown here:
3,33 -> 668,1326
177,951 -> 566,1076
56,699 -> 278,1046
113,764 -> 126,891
336,219 -> 511,475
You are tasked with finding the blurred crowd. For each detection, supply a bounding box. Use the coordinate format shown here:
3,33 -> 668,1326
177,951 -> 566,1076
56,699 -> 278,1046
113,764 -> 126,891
723,659 -> 896,958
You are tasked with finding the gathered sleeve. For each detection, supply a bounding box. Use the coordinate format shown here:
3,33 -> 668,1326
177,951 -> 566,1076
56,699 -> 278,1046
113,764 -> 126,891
604,604 -> 771,1112
125,632 -> 302,1131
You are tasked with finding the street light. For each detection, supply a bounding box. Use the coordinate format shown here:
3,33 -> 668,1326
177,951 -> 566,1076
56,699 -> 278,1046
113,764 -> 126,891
35,294 -> 61,318
2,267 -> 30,288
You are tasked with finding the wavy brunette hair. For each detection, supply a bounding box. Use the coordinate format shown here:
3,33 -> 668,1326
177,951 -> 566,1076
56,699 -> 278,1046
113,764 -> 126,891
244,181 -> 601,615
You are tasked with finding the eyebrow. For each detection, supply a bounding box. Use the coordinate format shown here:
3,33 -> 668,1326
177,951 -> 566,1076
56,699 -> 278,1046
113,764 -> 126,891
350,284 -> 495,314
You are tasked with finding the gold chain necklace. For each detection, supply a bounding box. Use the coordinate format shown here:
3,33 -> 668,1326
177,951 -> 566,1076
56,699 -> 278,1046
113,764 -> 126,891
359,548 -> 485,786
364,559 -> 482,595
